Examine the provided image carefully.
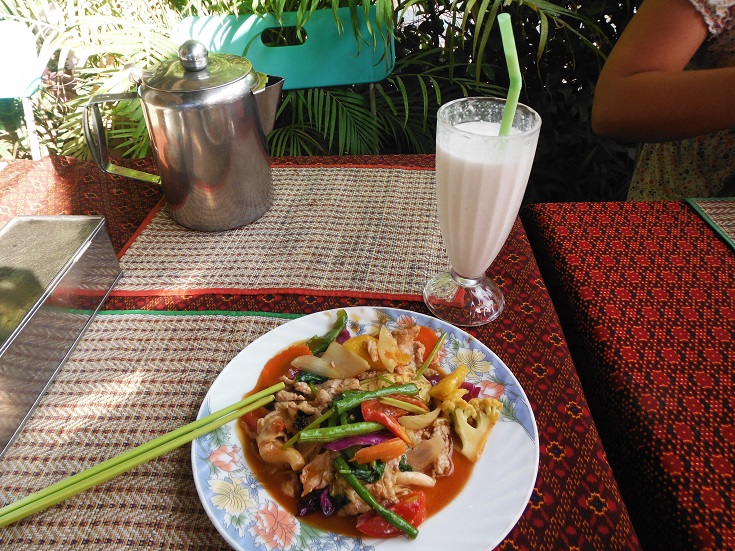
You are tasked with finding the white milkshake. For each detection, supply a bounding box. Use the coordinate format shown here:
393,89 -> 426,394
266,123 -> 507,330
424,97 -> 541,326
436,121 -> 536,279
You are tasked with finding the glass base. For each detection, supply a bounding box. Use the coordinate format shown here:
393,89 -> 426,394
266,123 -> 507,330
423,270 -> 505,326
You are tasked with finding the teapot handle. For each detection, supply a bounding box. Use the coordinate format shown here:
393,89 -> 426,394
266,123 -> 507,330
83,93 -> 161,184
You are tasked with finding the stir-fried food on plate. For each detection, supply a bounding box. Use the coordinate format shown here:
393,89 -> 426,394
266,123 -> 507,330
240,310 -> 502,539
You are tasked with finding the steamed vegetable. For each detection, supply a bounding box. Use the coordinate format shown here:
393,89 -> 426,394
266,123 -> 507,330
353,437 -> 408,464
414,331 -> 447,379
291,354 -> 343,378
356,491 -> 426,538
362,400 -> 412,444
376,326 -> 412,372
429,365 -> 469,401
334,456 -> 419,539
397,407 -> 441,430
299,422 -> 384,443
297,487 -> 342,517
306,309 -> 348,355
333,383 -> 419,415
403,433 -> 445,471
282,407 -> 334,449
441,397 -> 503,463
379,395 -> 429,414
342,334 -> 381,369
321,432 -> 393,451
321,341 -> 371,376
291,341 -> 371,379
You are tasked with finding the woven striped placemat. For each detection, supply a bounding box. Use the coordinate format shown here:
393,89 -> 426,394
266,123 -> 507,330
0,311 -> 292,549
686,197 -> 735,251
115,166 -> 448,297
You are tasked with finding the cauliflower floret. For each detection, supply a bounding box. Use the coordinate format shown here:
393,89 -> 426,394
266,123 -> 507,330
441,397 -> 502,463
413,376 -> 433,403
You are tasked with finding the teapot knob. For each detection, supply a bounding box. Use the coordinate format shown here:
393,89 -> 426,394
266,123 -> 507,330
179,40 -> 209,72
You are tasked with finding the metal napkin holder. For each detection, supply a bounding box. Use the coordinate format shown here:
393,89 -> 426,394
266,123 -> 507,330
0,216 -> 122,458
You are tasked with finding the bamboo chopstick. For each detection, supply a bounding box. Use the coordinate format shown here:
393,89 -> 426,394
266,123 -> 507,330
0,382 -> 285,528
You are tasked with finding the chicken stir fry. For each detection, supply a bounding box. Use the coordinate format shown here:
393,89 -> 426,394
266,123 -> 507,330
244,310 -> 502,539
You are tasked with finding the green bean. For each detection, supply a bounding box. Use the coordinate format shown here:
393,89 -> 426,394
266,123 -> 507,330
414,331 -> 447,380
328,410 -> 339,427
298,422 -> 384,443
333,383 -> 419,415
334,456 -> 419,539
282,407 -> 334,449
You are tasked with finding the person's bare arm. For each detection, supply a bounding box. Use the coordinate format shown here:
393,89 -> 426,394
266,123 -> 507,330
591,0 -> 735,142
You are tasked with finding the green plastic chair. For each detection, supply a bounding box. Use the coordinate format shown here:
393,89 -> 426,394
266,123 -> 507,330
0,20 -> 43,160
175,7 -> 394,95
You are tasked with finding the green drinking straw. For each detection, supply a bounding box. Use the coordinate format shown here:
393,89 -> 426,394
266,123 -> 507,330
0,382 -> 285,528
498,13 -> 522,136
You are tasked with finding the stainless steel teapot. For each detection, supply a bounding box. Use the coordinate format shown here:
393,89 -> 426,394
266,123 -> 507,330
83,40 -> 284,232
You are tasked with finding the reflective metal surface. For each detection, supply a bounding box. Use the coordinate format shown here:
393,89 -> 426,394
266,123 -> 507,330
83,41 -> 283,232
0,216 -> 121,457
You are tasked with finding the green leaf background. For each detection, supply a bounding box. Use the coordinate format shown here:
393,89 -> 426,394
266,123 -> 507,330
0,0 -> 638,201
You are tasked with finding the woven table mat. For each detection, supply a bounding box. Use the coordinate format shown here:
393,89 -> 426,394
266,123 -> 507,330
686,197 -> 735,251
116,166 -> 448,296
0,311 -> 290,549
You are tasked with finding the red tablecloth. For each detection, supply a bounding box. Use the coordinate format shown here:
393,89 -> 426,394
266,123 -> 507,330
0,156 -> 641,550
522,201 -> 735,551
0,156 -> 162,254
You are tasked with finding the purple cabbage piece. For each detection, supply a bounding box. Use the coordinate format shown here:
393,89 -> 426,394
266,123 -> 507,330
460,381 -> 482,400
297,487 -> 337,517
296,489 -> 320,517
319,488 -> 336,516
321,431 -> 393,451
335,328 -> 351,344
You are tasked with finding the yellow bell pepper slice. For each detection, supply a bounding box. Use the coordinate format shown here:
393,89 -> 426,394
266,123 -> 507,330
429,365 -> 470,400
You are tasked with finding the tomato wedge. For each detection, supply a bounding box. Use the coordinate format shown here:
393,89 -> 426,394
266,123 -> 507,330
356,492 -> 427,538
240,406 -> 270,437
361,400 -> 412,443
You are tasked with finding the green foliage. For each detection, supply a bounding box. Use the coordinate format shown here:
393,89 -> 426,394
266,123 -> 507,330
0,0 -> 638,201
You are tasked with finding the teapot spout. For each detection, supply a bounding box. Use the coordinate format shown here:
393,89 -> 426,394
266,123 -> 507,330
254,76 -> 284,136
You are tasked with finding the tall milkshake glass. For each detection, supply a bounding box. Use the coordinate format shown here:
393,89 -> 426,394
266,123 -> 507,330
424,97 -> 541,326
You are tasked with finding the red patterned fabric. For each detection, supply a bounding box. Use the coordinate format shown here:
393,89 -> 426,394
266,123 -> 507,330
0,156 -> 162,253
521,201 -> 735,551
0,156 -> 643,550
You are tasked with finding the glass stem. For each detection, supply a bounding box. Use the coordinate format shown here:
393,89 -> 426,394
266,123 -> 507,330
451,269 -> 485,287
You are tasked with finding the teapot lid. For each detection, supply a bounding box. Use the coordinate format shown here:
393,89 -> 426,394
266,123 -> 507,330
143,40 -> 264,92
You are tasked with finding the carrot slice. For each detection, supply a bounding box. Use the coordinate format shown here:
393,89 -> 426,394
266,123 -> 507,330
353,438 -> 408,464
416,326 -> 440,360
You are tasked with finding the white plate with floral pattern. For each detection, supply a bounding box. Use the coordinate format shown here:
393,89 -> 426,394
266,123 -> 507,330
192,306 -> 539,550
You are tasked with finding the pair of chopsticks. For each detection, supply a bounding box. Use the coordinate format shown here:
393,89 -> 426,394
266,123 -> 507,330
0,381 -> 284,528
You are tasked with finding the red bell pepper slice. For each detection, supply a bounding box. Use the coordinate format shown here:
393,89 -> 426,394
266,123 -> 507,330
240,406 -> 270,438
361,399 -> 412,443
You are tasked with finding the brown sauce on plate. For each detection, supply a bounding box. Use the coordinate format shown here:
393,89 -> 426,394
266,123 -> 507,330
238,343 -> 475,536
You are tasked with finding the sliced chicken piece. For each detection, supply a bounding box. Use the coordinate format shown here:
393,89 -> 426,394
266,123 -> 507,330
300,450 -> 337,496
256,409 -> 305,471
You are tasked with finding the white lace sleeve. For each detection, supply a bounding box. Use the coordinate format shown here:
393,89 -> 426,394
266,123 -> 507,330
688,0 -> 735,36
